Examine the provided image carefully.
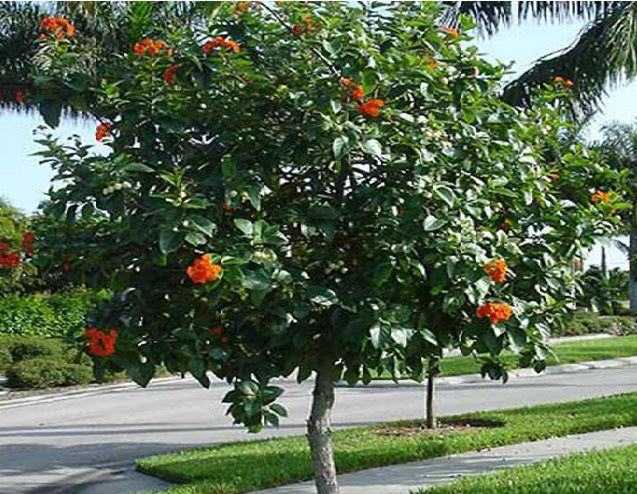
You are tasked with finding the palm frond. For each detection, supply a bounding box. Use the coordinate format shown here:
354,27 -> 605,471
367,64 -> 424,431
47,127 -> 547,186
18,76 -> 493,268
450,1 -> 623,36
500,3 -> 637,120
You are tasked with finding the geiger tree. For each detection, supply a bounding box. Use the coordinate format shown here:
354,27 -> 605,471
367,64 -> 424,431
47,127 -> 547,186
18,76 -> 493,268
31,3 -> 621,493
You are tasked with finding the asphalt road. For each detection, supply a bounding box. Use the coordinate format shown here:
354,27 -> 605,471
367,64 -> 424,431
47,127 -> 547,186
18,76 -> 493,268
1,365 -> 636,494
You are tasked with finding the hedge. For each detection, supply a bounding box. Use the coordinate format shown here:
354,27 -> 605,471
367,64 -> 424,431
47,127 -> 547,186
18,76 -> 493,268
6,356 -> 93,389
0,288 -> 109,337
561,312 -> 637,337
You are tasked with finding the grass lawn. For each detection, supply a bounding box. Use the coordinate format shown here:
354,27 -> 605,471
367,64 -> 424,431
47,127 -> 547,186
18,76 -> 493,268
138,392 -> 637,494
420,444 -> 637,493
393,334 -> 637,379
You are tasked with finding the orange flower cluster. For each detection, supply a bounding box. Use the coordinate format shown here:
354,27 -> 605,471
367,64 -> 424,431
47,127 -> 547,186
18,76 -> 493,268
163,64 -> 179,84
591,190 -> 611,204
476,302 -> 513,325
340,78 -> 365,102
210,326 -> 224,336
202,37 -> 241,54
186,254 -> 222,284
84,328 -> 117,357
0,243 -> 20,269
427,60 -> 437,69
292,14 -> 319,37
95,122 -> 111,142
483,259 -> 507,283
548,172 -> 560,180
439,25 -> 459,37
40,17 -> 75,39
14,90 -> 23,103
358,99 -> 385,117
133,38 -> 171,57
22,232 -> 35,255
553,76 -> 574,89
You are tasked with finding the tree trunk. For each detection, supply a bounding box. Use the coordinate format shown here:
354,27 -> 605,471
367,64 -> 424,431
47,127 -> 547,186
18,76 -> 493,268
601,245 -> 607,278
425,357 -> 439,429
630,204 -> 637,310
307,358 -> 339,494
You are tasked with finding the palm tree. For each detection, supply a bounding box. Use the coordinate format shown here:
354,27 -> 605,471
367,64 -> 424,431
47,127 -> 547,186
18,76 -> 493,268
445,1 -> 637,121
599,121 -> 637,309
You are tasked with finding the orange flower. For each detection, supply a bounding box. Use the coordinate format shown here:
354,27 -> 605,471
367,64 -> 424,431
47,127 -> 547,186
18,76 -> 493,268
133,38 -> 170,57
439,25 -> 459,37
292,25 -> 304,37
548,172 -> 560,181
202,36 -> 241,54
340,78 -> 365,102
40,17 -> 75,38
186,254 -> 222,284
21,232 -> 35,255
358,99 -> 385,117
591,190 -> 611,204
14,90 -> 23,103
84,328 -> 117,357
95,122 -> 111,142
210,326 -> 224,337
427,60 -> 437,69
483,259 -> 507,283
163,64 -> 179,84
233,2 -> 251,14
476,302 -> 512,325
553,76 -> 574,89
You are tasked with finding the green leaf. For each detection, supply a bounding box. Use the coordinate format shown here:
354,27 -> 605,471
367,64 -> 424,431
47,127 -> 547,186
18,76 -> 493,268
185,231 -> 207,246
234,219 -> 253,236
434,185 -> 456,207
124,163 -> 155,173
361,139 -> 382,158
333,136 -> 350,160
423,215 -> 446,231
189,215 -> 216,236
159,229 -> 182,254
39,100 -> 62,128
270,403 -> 288,417
222,156 -> 237,179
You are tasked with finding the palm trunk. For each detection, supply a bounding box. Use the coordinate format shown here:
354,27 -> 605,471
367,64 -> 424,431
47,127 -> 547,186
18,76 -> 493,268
601,246 -> 607,278
425,357 -> 439,429
630,204 -> 637,310
307,358 -> 339,494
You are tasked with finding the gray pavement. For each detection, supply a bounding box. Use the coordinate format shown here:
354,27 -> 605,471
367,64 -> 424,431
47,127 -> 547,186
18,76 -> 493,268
0,364 -> 636,494
253,426 -> 637,494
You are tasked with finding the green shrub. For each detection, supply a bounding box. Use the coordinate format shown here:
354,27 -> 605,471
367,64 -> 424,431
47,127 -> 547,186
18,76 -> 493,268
6,357 -> 68,388
0,288 -> 110,338
62,363 -> 93,386
0,346 -> 12,370
6,356 -> 93,389
1,336 -> 64,361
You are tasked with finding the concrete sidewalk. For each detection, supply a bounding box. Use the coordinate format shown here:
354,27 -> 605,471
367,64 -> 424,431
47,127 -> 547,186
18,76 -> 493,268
251,426 -> 637,494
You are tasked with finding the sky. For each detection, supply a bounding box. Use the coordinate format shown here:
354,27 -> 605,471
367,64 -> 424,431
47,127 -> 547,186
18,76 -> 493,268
0,13 -> 633,268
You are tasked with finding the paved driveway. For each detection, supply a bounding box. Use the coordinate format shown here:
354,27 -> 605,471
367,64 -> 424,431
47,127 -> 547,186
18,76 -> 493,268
0,365 -> 636,493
